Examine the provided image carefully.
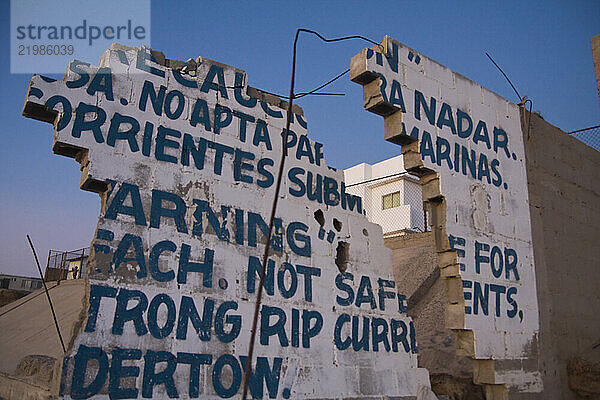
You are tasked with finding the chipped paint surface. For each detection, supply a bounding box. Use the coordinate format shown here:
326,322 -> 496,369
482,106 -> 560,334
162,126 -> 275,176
351,36 -> 540,394
23,44 -> 430,399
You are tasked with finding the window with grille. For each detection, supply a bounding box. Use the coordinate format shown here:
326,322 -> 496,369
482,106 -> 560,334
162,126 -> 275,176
382,191 -> 402,210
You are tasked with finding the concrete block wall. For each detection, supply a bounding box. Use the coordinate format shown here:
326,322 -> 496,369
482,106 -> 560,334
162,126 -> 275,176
357,96 -> 600,400
386,234 -> 471,372
0,280 -> 86,376
385,232 -> 486,399
521,111 -> 600,399
20,44 -> 432,399
351,35 -> 542,398
378,111 -> 600,400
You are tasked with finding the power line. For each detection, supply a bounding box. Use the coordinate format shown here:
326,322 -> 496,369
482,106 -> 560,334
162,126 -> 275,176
240,28 -> 383,400
485,52 -> 522,102
27,235 -> 66,353
345,171 -> 413,188
567,124 -> 600,135
295,68 -> 350,99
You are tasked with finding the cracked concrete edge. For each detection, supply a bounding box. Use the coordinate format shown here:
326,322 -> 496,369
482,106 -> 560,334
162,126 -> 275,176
351,43 -> 508,400
140,43 -> 304,116
51,279 -> 90,398
485,384 -> 509,400
23,42 -> 304,196
32,43 -> 304,123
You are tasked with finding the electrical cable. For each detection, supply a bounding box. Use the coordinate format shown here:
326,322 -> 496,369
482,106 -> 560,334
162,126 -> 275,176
345,171 -> 412,188
485,52 -> 522,101
567,124 -> 600,135
27,235 -> 66,353
252,68 -> 350,100
295,68 -> 350,99
0,282 -> 60,317
240,28 -> 382,400
485,52 -> 537,140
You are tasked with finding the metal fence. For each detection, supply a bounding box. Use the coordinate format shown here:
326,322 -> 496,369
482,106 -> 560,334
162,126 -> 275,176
45,247 -> 89,281
569,125 -> 600,151
345,172 -> 426,236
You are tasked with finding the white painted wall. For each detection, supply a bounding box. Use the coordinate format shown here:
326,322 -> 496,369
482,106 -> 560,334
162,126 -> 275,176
23,44 -> 431,399
351,35 -> 541,393
0,274 -> 42,291
344,155 -> 424,234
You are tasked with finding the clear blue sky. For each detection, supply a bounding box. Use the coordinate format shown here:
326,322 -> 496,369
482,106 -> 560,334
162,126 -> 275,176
1,0 -> 598,277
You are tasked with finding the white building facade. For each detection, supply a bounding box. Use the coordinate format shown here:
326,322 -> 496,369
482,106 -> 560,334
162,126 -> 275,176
344,155 -> 424,235
0,274 -> 43,292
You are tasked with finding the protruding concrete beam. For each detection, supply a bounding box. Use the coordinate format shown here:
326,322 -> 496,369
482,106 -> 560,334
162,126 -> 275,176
421,173 -> 442,201
440,262 -> 461,278
350,49 -> 377,85
22,101 -> 58,125
445,303 -> 466,329
445,276 -> 463,304
474,360 -> 496,384
401,141 -> 422,170
401,141 -> 435,176
454,330 -> 475,356
384,110 -> 416,146
426,199 -> 451,252
438,250 -> 461,278
362,78 -> 399,116
484,384 -> 508,400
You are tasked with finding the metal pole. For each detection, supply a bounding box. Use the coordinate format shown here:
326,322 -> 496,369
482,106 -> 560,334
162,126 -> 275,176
240,29 -> 299,400
240,29 -> 383,400
45,250 -> 51,281
27,235 -> 66,353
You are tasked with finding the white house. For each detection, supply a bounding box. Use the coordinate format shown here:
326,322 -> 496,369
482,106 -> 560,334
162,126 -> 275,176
344,155 -> 424,235
0,274 -> 43,292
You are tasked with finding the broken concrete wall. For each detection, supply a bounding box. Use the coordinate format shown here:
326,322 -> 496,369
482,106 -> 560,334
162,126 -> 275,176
21,44 -> 431,399
522,111 -> 600,399
385,233 -> 485,399
380,111 -> 600,400
351,35 -> 542,398
0,288 -> 29,307
349,34 -> 600,400
44,267 -> 69,282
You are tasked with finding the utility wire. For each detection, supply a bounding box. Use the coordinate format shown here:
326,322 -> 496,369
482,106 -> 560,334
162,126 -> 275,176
567,124 -> 600,135
485,52 -> 522,101
255,29 -> 384,101
0,282 -> 60,317
295,68 -> 350,99
485,52 -> 536,139
256,68 -> 350,100
27,235 -> 66,353
345,171 -> 413,188
298,92 -> 344,96
240,29 -> 382,400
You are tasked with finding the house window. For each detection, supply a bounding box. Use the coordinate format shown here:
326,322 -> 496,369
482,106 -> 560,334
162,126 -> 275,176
382,191 -> 402,210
